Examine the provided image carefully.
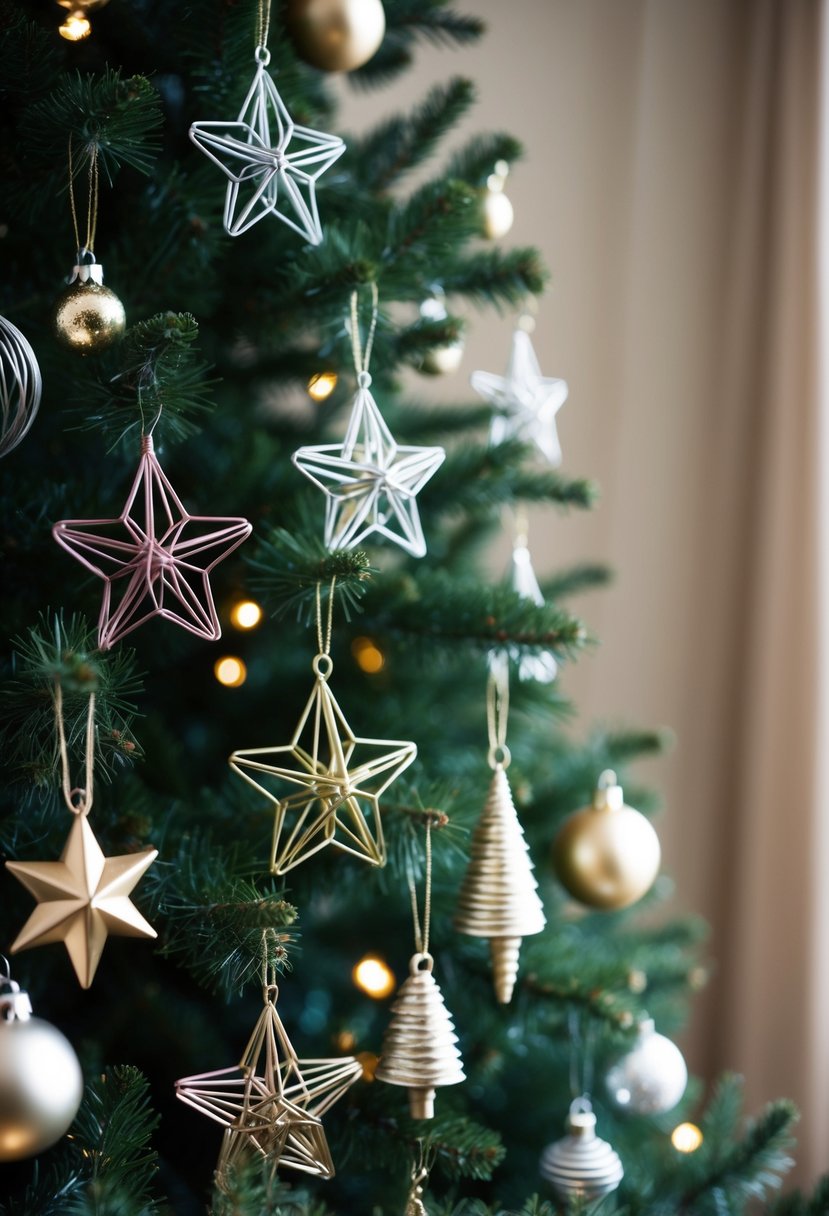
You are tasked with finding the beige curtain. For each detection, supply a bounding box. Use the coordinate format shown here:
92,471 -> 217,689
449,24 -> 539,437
339,0 -> 829,1187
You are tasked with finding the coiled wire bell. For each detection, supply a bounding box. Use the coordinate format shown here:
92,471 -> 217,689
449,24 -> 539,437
540,1097 -> 624,1201
454,764 -> 546,1003
375,952 -> 465,1119
0,315 -> 42,459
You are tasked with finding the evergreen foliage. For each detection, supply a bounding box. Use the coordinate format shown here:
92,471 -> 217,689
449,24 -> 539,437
0,1 -> 803,1213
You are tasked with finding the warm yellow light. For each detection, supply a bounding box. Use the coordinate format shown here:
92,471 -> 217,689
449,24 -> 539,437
214,656 -> 247,688
59,12 -> 91,39
334,1029 -> 356,1052
357,1050 -> 380,1081
351,636 -> 385,674
671,1122 -> 703,1153
230,599 -> 263,630
352,955 -> 395,999
308,371 -> 338,402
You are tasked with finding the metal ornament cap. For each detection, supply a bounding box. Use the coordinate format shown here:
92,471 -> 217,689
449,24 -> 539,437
454,765 -> 546,1002
540,1097 -> 624,1201
375,953 -> 465,1119
552,770 -> 661,910
606,1017 -> 688,1115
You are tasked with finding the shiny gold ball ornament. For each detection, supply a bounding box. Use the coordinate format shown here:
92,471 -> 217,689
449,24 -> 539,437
375,952 -> 465,1119
0,970 -> 83,1161
540,1098 -> 624,1201
53,257 -> 125,355
286,0 -> 386,72
552,769 -> 661,910
454,764 -> 546,1003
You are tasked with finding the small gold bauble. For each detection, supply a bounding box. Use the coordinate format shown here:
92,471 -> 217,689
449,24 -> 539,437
286,0 -> 386,72
0,1011 -> 83,1161
552,770 -> 661,910
420,340 -> 464,376
482,189 -> 514,240
54,281 -> 126,354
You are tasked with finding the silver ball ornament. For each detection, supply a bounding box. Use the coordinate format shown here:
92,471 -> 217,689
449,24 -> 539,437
0,974 -> 83,1161
420,340 -> 464,376
540,1097 -> 623,1201
606,1017 -> 688,1115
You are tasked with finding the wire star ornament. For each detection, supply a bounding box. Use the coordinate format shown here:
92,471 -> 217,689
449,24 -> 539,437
471,324 -> 568,466
293,375 -> 445,557
189,51 -> 345,242
53,435 -> 252,651
176,981 -> 362,1182
6,816 -> 157,990
230,652 -> 417,873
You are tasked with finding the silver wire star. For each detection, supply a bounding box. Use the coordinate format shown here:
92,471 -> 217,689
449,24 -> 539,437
189,57 -> 345,242
471,326 -> 568,466
292,382 -> 445,557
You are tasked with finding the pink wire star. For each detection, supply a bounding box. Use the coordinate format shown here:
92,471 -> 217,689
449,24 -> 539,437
53,435 -> 253,650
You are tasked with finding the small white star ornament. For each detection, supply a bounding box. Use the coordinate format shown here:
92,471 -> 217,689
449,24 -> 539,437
293,373 -> 444,557
471,325 -> 568,466
190,49 -> 345,242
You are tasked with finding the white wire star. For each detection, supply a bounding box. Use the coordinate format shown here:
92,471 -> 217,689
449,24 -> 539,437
471,326 -> 568,466
292,378 -> 445,557
190,54 -> 345,242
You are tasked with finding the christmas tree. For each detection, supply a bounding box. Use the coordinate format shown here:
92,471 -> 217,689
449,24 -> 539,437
0,2 -> 812,1213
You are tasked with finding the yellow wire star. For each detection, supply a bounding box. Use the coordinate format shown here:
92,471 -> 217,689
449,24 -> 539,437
6,815 -> 157,989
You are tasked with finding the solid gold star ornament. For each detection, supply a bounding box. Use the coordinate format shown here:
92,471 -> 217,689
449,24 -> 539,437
6,815 -> 157,989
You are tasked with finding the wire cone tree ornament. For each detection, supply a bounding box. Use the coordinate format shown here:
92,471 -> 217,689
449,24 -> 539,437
471,312 -> 568,466
294,288 -> 445,557
454,672 -> 546,1003
4,689 -> 157,989
0,315 -> 42,459
230,581 -> 416,873
539,1097 -> 624,1201
189,0 -> 345,241
176,937 -> 362,1184
53,433 -> 252,650
376,824 -> 465,1118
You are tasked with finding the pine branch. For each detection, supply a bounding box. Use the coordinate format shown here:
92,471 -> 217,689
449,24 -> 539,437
351,78 -> 477,190
424,438 -> 598,515
72,312 -> 214,448
771,1174 -> 829,1216
249,526 -> 374,624
0,612 -> 143,789
440,247 -> 548,306
0,4 -> 62,102
446,134 -> 526,188
352,0 -> 485,88
541,564 -> 614,600
210,1166 -> 333,1216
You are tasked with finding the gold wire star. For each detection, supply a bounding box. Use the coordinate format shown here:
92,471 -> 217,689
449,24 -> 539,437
176,991 -> 361,1182
229,660 -> 416,874
6,815 -> 157,989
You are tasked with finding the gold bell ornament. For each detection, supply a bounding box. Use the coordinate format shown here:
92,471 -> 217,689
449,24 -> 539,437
539,1096 -> 624,1201
376,823 -> 465,1118
481,160 -> 514,240
454,671 -> 546,1002
286,0 -> 386,72
552,770 -> 661,910
53,140 -> 125,355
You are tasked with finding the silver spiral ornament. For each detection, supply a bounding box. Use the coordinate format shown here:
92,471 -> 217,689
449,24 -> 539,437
375,952 -> 465,1119
0,315 -> 42,459
540,1097 -> 624,1201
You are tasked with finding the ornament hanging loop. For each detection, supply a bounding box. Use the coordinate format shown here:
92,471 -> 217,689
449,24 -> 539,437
260,927 -> 281,1002
67,134 -> 100,259
486,669 -> 511,770
350,283 -> 379,385
55,683 -> 96,819
314,577 -> 337,666
255,0 -> 272,53
568,1006 -> 596,1103
408,820 -> 433,957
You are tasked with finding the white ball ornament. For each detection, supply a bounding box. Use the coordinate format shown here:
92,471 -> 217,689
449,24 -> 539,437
606,1017 -> 688,1115
0,965 -> 84,1161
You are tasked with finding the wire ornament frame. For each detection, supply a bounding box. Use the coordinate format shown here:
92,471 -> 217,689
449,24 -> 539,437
0,315 -> 42,459
53,434 -> 252,650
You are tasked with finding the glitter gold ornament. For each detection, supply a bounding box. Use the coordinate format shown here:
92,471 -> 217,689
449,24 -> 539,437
0,962 -> 84,1161
540,1097 -> 624,1201
552,770 -> 661,910
53,266 -> 126,354
286,0 -> 386,72
454,671 -> 546,1002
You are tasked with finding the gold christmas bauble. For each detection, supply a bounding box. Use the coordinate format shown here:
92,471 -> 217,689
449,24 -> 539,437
420,340 -> 464,376
54,280 -> 126,354
482,189 -> 514,240
286,0 -> 386,72
0,1012 -> 83,1161
552,770 -> 660,910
